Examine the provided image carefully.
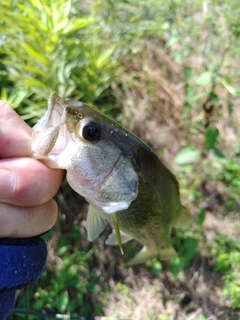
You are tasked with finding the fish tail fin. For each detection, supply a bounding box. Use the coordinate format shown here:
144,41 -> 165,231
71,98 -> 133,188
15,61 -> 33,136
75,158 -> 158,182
174,205 -> 192,228
127,244 -> 177,266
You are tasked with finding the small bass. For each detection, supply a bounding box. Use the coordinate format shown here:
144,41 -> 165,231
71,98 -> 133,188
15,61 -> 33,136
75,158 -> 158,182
32,93 -> 191,265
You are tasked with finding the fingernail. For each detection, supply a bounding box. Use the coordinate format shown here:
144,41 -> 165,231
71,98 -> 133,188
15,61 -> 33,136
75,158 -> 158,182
0,169 -> 16,199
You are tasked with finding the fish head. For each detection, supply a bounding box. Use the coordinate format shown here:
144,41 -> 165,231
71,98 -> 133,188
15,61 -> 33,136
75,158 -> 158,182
32,92 -> 139,214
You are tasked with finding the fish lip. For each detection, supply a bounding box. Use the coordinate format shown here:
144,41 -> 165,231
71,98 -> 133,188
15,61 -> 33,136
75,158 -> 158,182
32,106 -> 68,157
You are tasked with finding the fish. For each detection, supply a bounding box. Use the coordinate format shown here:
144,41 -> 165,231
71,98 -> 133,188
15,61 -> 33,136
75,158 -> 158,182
32,92 -> 191,265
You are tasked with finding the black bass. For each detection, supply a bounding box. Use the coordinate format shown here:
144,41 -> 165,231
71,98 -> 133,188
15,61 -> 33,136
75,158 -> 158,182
32,92 -> 191,265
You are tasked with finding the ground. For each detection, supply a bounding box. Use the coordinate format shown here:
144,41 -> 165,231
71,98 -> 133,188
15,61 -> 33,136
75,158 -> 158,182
13,41 -> 240,320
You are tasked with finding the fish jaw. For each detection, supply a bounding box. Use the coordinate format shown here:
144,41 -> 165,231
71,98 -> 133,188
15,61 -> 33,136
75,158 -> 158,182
32,93 -> 70,165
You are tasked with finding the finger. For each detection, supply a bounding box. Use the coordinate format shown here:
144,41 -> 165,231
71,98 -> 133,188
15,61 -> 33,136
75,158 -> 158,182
0,157 -> 63,206
0,101 -> 34,158
0,199 -> 58,238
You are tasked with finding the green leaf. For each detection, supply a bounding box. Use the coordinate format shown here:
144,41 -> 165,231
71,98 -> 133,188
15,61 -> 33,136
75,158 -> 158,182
0,88 -> 8,102
185,84 -> 195,98
219,78 -> 240,96
56,293 -> 69,312
227,101 -> 233,116
64,18 -> 94,35
195,71 -> 212,86
213,146 -> 224,158
174,146 -> 200,165
54,17 -> 69,32
96,46 -> 116,68
204,127 -> 219,150
17,42 -> 49,65
185,237 -> 197,260
183,66 -> 193,82
183,101 -> 192,110
209,91 -> 219,102
166,35 -> 178,47
169,256 -> 185,277
151,258 -> 162,276
197,208 -> 206,226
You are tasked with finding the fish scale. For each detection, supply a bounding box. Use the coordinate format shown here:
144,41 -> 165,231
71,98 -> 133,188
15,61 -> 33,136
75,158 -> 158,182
32,92 -> 192,265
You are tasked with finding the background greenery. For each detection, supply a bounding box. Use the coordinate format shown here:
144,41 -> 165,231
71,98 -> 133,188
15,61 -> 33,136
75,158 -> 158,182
1,0 -> 240,319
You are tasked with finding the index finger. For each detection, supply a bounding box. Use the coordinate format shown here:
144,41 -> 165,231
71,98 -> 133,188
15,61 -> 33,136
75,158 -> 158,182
0,101 -> 34,158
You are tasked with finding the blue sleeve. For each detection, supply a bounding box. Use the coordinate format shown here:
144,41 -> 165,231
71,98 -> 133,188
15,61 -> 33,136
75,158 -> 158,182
0,237 -> 47,320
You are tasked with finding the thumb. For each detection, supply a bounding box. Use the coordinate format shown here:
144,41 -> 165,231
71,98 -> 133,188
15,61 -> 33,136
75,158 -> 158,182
0,101 -> 34,158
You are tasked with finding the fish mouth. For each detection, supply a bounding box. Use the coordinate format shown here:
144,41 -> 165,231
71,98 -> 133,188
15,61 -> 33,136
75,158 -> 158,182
32,95 -> 70,160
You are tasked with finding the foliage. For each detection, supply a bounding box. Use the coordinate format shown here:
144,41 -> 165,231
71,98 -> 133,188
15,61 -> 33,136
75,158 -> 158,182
90,0 -> 167,50
209,235 -> 240,309
15,228 -> 102,318
0,0 -> 121,122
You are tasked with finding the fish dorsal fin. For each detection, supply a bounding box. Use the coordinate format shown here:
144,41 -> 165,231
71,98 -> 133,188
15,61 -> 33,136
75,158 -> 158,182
106,229 -> 133,246
86,205 -> 107,241
174,206 -> 192,228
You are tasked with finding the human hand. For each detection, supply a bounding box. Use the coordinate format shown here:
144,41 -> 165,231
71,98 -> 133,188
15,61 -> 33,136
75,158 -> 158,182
0,101 -> 63,238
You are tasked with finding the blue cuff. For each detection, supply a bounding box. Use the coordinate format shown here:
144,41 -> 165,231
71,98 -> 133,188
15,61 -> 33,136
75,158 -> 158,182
0,237 -> 47,319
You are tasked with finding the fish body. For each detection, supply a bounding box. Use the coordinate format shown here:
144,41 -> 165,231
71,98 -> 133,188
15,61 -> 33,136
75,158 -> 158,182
32,92 -> 191,265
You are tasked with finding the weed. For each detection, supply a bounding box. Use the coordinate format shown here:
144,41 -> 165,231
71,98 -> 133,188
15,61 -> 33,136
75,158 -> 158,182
0,0 -> 121,122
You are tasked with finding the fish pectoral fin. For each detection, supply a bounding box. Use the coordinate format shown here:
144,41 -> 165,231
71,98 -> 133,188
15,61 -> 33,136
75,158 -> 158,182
174,205 -> 192,228
127,244 -> 177,266
106,229 -> 133,246
86,205 -> 107,241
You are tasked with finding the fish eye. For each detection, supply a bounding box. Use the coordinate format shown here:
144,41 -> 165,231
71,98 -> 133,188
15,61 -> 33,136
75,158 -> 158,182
82,121 -> 101,142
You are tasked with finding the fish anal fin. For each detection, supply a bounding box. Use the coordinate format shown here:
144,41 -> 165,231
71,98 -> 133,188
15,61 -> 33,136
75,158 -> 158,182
127,244 -> 177,266
86,205 -> 107,241
106,230 -> 133,246
175,206 -> 192,228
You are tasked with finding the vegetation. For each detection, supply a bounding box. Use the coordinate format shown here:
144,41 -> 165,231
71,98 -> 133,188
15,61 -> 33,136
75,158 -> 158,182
1,0 -> 240,319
